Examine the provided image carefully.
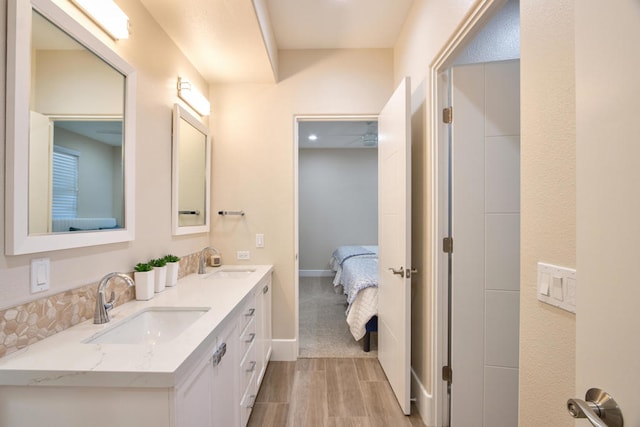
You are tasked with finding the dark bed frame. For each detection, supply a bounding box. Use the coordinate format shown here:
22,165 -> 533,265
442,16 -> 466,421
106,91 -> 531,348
363,315 -> 378,352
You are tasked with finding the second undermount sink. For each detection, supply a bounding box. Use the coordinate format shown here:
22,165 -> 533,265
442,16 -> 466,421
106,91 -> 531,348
84,307 -> 209,345
202,267 -> 256,279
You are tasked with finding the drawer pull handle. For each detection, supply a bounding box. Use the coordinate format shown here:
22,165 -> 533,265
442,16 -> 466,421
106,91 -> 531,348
246,361 -> 257,372
263,285 -> 269,294
245,333 -> 256,343
212,342 -> 227,366
245,308 -> 256,317
245,394 -> 257,409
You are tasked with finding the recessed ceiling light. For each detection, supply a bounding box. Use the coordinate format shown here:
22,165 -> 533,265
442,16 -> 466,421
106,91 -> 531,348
308,134 -> 318,141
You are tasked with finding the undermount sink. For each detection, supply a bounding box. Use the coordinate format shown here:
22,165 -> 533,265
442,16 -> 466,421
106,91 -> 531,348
202,267 -> 256,279
84,307 -> 209,345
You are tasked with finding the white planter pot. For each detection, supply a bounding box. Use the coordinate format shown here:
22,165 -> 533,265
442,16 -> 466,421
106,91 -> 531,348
166,262 -> 179,287
134,270 -> 155,301
154,265 -> 167,293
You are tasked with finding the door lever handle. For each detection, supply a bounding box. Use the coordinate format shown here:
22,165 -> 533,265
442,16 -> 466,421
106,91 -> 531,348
388,267 -> 405,278
567,388 -> 623,427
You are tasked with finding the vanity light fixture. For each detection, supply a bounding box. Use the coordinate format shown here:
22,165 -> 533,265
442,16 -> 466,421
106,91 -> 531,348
177,77 -> 211,116
71,0 -> 130,40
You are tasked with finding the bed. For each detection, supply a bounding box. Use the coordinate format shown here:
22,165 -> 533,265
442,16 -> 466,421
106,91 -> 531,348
330,245 -> 379,351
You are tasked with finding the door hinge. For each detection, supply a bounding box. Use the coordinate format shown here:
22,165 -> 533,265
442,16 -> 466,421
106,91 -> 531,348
442,365 -> 453,383
443,107 -> 453,124
443,237 -> 453,254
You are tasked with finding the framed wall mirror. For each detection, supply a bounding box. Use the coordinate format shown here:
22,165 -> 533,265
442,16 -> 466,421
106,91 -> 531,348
172,104 -> 211,235
5,0 -> 136,255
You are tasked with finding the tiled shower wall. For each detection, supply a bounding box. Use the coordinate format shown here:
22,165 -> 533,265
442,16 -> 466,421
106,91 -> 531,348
0,252 -> 201,358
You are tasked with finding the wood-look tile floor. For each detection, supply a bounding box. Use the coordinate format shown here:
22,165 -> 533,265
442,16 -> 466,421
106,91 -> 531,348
248,359 -> 426,427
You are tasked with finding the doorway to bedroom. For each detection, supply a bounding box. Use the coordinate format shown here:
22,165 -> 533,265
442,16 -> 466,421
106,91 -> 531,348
296,117 -> 379,358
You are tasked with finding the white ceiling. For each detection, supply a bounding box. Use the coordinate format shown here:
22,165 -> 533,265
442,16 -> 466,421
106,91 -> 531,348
298,120 -> 378,149
267,0 -> 414,50
140,0 -> 414,84
139,0 -> 276,83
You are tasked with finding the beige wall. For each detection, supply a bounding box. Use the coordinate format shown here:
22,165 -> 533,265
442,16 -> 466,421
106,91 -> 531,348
0,0 -> 210,309
519,0 -> 575,425
34,50 -> 123,115
209,49 -> 393,343
394,0 -> 576,425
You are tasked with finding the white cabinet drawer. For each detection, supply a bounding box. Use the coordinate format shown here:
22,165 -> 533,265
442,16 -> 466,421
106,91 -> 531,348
239,315 -> 256,359
239,341 -> 257,394
239,373 -> 257,427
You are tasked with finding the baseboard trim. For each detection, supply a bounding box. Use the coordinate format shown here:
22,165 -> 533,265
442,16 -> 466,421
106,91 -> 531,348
271,339 -> 297,361
411,367 -> 435,427
299,270 -> 334,277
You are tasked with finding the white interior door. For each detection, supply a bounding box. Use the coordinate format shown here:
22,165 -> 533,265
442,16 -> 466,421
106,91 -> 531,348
575,2 -> 640,426
377,77 -> 412,415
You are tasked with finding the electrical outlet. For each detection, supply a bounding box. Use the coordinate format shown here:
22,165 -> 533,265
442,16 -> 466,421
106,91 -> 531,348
237,250 -> 250,260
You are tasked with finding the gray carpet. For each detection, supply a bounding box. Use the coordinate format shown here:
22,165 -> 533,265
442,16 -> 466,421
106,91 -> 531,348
298,276 -> 377,358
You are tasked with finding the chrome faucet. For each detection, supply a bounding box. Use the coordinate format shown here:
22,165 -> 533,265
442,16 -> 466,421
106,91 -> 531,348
94,272 -> 135,324
198,246 -> 219,274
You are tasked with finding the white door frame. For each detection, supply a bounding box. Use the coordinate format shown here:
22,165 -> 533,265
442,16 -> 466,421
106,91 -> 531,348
429,0 -> 509,424
293,114 -> 378,359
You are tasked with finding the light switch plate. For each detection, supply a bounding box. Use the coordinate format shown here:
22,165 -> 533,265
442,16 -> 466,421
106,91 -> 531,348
537,262 -> 576,313
30,258 -> 50,293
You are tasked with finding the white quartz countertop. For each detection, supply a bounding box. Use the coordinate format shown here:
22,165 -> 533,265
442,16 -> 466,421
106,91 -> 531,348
0,264 -> 273,388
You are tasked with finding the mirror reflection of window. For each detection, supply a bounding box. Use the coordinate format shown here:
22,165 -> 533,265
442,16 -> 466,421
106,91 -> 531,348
51,146 -> 79,219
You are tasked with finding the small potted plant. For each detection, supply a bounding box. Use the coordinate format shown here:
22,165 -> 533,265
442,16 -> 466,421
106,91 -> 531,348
133,262 -> 154,300
149,258 -> 167,293
164,254 -> 180,287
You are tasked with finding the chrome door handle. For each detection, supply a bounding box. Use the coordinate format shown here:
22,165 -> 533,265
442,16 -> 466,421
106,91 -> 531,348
389,267 -> 405,278
567,388 -> 623,427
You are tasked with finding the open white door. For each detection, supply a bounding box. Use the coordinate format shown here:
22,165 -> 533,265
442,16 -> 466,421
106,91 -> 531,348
377,77 -> 412,415
574,2 -> 640,426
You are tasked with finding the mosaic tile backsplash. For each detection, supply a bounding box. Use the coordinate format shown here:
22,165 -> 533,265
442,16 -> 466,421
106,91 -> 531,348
0,252 -> 200,358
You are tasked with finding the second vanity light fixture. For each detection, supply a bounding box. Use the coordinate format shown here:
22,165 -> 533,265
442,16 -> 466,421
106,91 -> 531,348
70,0 -> 130,40
177,77 -> 211,116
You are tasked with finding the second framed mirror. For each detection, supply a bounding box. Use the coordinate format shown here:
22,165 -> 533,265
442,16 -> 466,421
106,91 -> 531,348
171,104 -> 211,235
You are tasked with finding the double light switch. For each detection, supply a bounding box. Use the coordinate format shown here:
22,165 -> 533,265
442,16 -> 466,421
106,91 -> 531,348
537,262 -> 576,313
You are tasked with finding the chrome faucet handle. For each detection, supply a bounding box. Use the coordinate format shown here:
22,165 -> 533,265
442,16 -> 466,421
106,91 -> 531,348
93,272 -> 134,324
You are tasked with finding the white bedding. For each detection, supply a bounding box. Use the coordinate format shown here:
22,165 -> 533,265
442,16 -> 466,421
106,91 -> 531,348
330,245 -> 379,341
346,287 -> 377,340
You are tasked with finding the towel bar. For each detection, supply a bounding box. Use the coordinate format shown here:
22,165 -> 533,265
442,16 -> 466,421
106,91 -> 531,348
218,210 -> 245,216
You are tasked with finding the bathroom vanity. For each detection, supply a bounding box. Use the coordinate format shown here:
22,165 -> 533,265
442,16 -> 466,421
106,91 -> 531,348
0,265 -> 273,427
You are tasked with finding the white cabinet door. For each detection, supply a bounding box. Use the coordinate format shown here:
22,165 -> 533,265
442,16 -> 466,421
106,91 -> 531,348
211,318 -> 239,427
175,349 -> 215,427
176,316 -> 239,427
